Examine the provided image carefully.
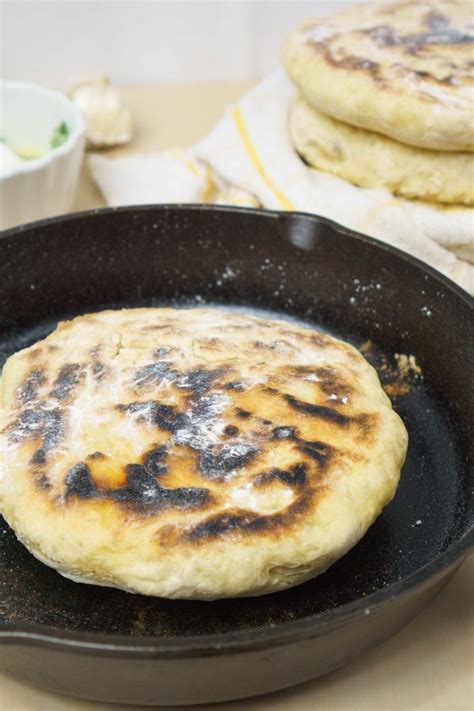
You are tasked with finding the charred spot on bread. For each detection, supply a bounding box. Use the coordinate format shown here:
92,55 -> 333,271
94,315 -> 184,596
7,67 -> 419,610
50,364 -> 84,401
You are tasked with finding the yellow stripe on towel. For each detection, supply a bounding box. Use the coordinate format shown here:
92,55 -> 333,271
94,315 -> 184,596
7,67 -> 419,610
202,163 -> 215,203
171,149 -> 215,203
231,106 -> 294,211
171,149 -> 202,177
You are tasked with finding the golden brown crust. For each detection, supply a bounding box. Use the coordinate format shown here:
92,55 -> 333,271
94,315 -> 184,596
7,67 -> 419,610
282,1 -> 474,151
289,95 -> 474,204
0,308 -> 407,598
4,312 -> 376,533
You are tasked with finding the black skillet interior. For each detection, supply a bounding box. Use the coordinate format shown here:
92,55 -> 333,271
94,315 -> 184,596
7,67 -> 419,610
0,205 -> 472,640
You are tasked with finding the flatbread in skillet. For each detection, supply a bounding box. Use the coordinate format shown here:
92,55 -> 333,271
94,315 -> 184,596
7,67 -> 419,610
0,308 -> 408,599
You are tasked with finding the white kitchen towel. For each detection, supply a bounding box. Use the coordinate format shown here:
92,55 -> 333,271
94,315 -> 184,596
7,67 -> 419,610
89,148 -> 260,208
89,71 -> 473,293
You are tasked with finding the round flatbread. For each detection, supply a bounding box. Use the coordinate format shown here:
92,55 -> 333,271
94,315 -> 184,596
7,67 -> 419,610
0,308 -> 407,599
282,0 -> 474,152
290,95 -> 474,205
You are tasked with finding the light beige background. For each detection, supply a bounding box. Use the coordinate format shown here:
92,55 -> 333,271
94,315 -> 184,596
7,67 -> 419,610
3,2 -> 356,87
1,83 -> 473,711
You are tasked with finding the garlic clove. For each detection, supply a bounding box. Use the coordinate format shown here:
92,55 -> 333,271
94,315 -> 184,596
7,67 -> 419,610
69,75 -> 133,148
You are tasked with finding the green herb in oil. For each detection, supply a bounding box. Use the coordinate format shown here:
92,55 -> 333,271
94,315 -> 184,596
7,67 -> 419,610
50,121 -> 69,148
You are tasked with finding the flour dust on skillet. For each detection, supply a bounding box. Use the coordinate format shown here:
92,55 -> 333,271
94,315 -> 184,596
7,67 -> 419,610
0,206 -> 472,644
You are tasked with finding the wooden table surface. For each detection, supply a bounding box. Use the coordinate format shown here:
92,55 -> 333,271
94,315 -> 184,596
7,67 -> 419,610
1,82 -> 473,711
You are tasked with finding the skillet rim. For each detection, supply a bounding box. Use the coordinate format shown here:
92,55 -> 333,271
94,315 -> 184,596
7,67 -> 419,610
0,203 -> 473,309
0,204 -> 472,656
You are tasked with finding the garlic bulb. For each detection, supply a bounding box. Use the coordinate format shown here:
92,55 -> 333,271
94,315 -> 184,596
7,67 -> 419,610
69,75 -> 133,148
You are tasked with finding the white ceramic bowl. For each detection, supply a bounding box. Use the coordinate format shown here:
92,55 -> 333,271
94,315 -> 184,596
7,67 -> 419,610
0,80 -> 85,230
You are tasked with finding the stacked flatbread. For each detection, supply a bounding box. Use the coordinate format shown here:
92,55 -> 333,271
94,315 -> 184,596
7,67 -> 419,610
88,0 -> 474,290
282,0 -> 474,207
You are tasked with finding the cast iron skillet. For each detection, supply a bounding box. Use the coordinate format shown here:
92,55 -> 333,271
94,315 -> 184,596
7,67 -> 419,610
0,206 -> 472,706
